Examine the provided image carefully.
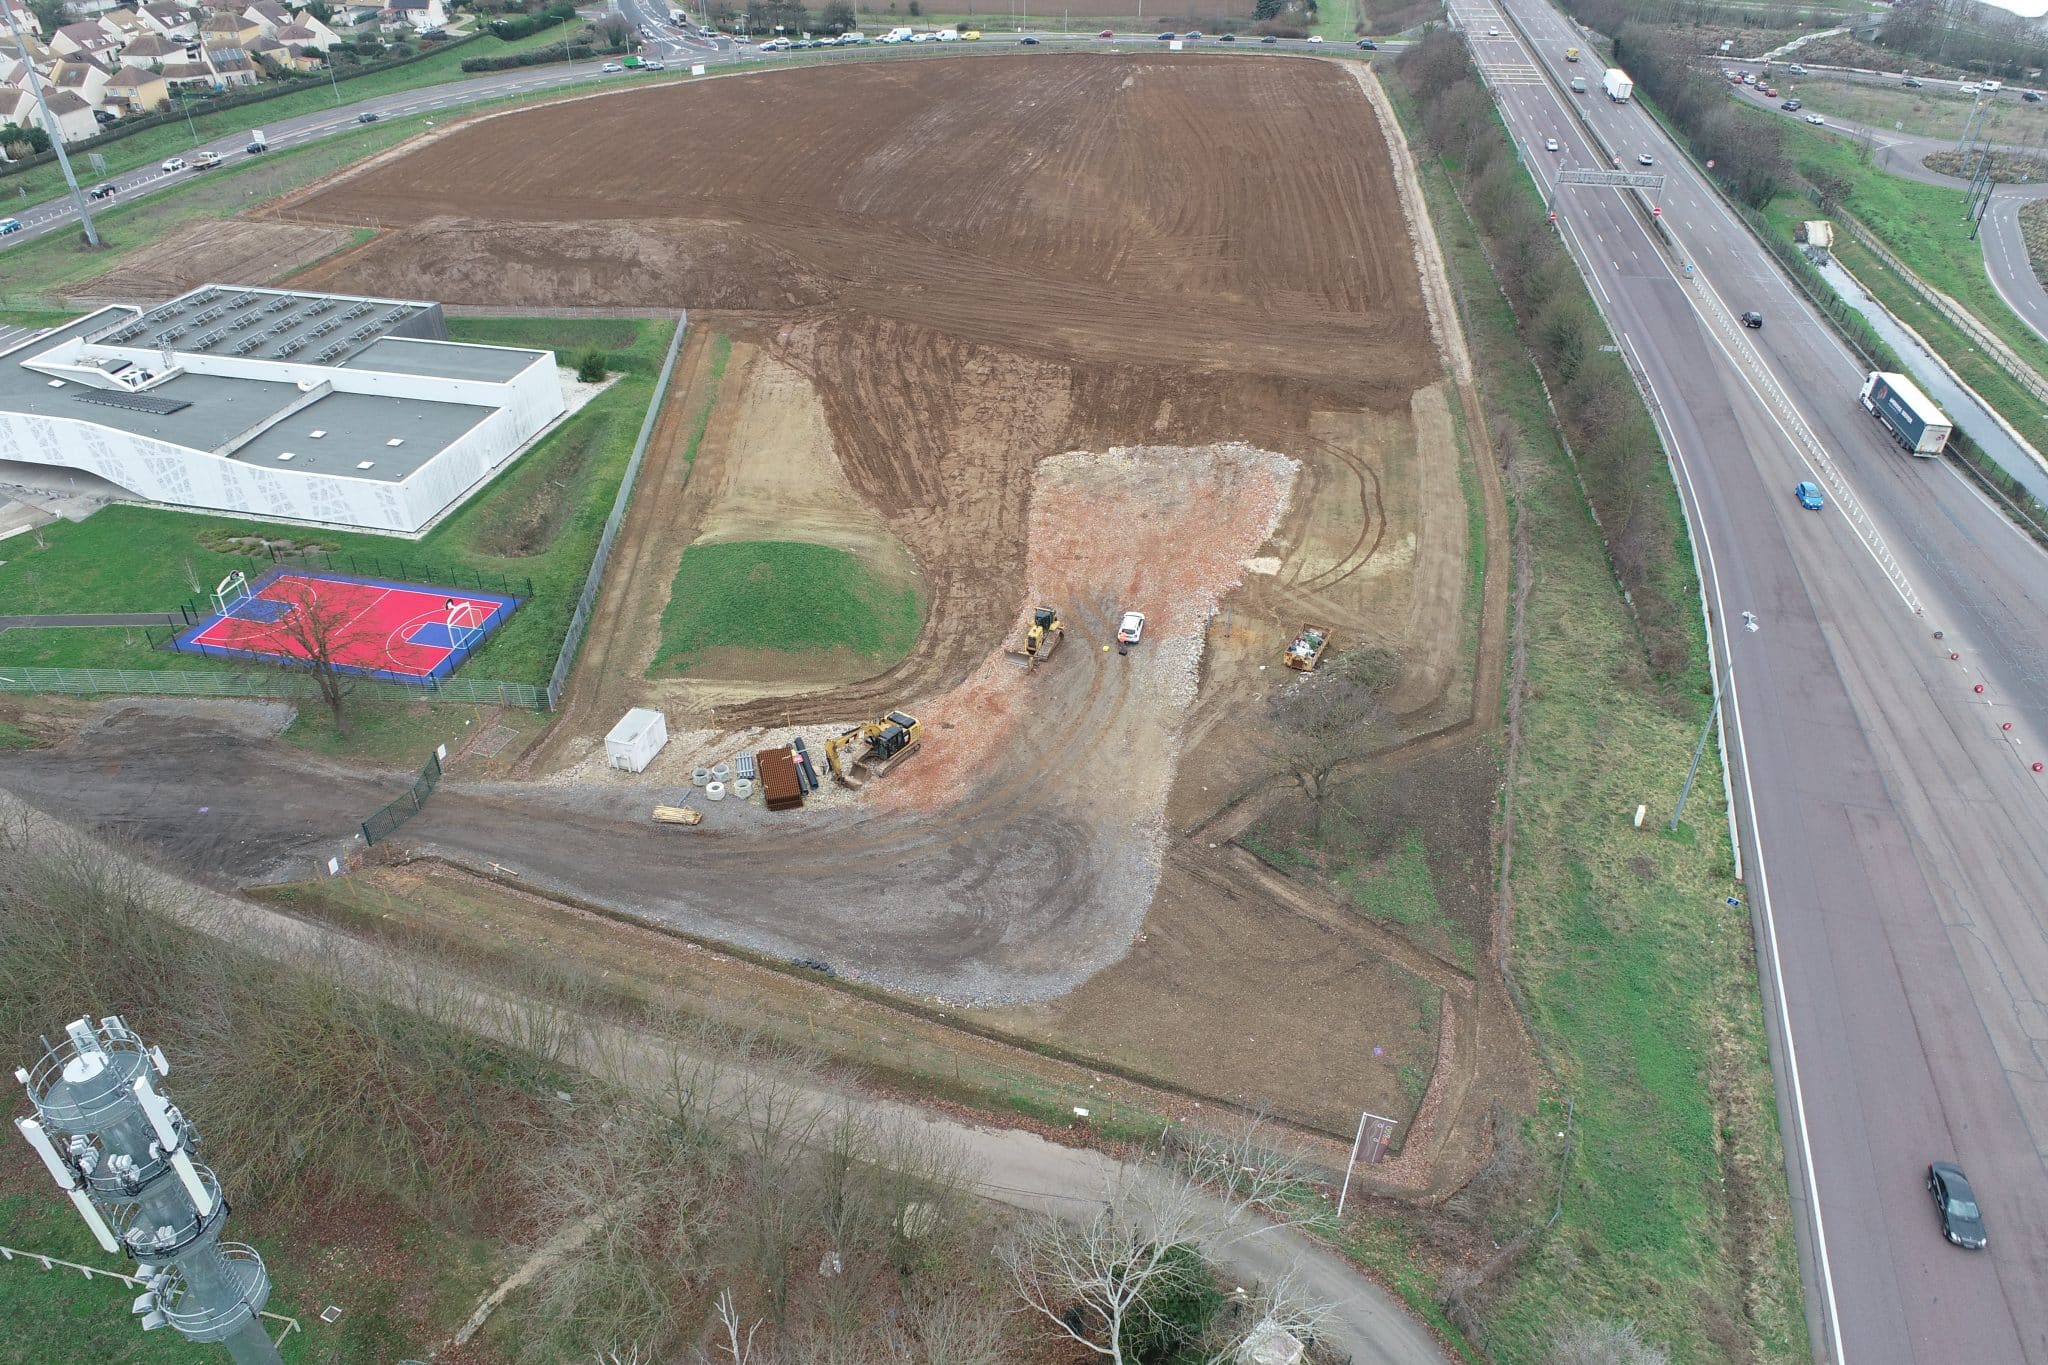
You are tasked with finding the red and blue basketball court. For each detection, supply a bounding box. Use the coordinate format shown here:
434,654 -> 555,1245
171,566 -> 519,683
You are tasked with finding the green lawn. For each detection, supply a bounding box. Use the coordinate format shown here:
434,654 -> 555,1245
651,539 -> 923,673
0,121 -> 421,304
1385,79 -> 1806,1361
1773,115 -> 2048,388
0,25 -> 583,210
0,317 -> 676,687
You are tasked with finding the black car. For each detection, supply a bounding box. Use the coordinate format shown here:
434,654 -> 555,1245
88,182 -> 117,200
1018,34 -> 1039,43
1218,31 -> 1235,40
1780,98 -> 1801,111
1357,37 -> 1377,48
2026,91 -> 2043,103
1903,76 -> 1923,88
356,110 -> 380,123
1741,311 -> 1764,328
1155,29 -> 1174,39
1927,1162 -> 1988,1250
1260,34 -> 1278,42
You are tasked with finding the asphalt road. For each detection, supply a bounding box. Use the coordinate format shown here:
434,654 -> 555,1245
1477,2 -> 2048,1360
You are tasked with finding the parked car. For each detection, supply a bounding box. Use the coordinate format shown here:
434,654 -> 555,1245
1927,1162 -> 1988,1250
1485,25 -> 1498,35
1795,481 -> 1824,511
161,156 -> 187,172
356,111 -> 380,123
88,182 -> 117,200
0,217 -> 20,235
92,108 -> 117,125
1117,611 -> 1146,645
1741,310 -> 1764,327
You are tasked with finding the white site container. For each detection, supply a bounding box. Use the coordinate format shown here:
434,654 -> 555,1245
604,707 -> 669,773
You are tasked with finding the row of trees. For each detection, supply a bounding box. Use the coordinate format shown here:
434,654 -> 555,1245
1612,22 -> 1790,209
1400,31 -> 1694,686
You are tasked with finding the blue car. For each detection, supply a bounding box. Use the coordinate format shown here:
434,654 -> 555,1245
1795,481 -> 1824,511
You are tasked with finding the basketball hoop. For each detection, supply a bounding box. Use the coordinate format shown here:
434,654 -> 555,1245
213,570 -> 251,617
445,598 -> 486,653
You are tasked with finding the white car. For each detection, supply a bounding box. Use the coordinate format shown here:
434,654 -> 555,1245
641,58 -> 666,69
1487,25 -> 1499,35
161,157 -> 186,172
1637,153 -> 1654,165
1805,113 -> 1825,124
1117,611 -> 1146,645
1545,137 -> 1559,151
1306,33 -> 1323,42
601,60 -> 624,71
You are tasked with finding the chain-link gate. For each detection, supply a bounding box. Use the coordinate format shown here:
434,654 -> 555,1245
360,751 -> 443,846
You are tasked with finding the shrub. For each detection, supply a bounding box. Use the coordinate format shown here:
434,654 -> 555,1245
575,348 -> 610,383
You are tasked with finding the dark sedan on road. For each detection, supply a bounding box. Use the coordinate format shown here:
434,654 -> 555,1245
356,111 -> 380,123
1927,1162 -> 1988,1249
88,182 -> 118,200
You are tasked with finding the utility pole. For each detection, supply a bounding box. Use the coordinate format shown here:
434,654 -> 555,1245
15,1016 -> 282,1364
1,0 -> 100,247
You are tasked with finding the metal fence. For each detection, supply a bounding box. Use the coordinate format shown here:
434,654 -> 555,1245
361,751 -> 443,846
0,665 -> 546,709
544,310 -> 691,710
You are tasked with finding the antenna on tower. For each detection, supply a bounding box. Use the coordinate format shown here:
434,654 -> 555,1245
15,1016 -> 281,1365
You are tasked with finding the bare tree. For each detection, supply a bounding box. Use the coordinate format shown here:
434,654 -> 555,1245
260,574 -> 381,736
1265,664 -> 1394,843
1547,1317 -> 1672,1365
1001,1120 -> 1326,1364
699,1288 -> 764,1364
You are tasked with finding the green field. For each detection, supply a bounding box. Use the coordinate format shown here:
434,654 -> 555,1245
0,24 -> 582,209
0,316 -> 676,686
651,539 -> 923,673
1385,75 -> 1806,1360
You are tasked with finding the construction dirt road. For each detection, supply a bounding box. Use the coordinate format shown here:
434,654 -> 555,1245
4,54 -> 1534,1188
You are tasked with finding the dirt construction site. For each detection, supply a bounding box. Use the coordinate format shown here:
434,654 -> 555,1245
2,53 -> 1534,1188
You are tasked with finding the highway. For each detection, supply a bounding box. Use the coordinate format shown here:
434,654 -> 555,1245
1468,3 -> 2048,1360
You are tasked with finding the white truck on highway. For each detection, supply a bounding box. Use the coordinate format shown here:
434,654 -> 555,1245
1602,67 -> 1633,102
1861,371 -> 1951,456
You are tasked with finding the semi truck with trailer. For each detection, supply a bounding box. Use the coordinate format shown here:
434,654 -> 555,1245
1860,371 -> 1951,456
1602,67 -> 1633,101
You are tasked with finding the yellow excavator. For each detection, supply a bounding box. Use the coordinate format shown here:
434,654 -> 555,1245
824,710 -> 921,788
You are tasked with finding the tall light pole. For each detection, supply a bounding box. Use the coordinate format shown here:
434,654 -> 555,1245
0,0 -> 100,246
15,1016 -> 282,1364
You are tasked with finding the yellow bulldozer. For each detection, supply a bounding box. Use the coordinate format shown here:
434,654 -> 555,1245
1007,605 -> 1065,669
824,710 -> 922,788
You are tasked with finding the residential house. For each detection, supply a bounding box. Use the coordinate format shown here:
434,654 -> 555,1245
50,19 -> 123,60
48,53 -> 112,108
0,0 -> 38,39
138,2 -> 200,39
156,57 -> 214,88
201,40 -> 257,84
385,0 -> 446,31
241,0 -> 291,32
246,31 -> 312,69
95,7 -> 153,45
40,88 -> 100,140
281,8 -> 339,48
116,31 -> 184,62
199,9 -> 259,45
104,61 -> 167,110
0,86 -> 31,139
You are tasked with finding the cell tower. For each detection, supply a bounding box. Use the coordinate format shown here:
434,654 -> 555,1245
14,1016 -> 281,1365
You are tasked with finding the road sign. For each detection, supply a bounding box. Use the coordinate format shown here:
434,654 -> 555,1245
1651,205 -> 1661,217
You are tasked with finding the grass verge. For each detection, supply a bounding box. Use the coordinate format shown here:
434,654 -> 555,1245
1385,73 -> 1807,1360
650,539 -> 923,673
0,316 -> 675,689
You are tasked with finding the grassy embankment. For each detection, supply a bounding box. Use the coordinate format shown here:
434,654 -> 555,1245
1383,73 -> 1808,1361
0,24 -> 583,209
1789,76 -> 2048,145
0,316 -> 674,691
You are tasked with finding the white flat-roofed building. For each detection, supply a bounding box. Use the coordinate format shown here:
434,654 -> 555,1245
0,285 -> 567,534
